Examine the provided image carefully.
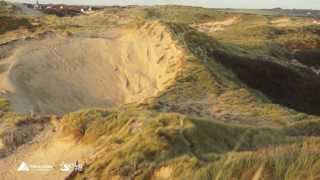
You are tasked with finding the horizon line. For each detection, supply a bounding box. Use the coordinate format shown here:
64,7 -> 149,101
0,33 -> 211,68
12,2 -> 320,11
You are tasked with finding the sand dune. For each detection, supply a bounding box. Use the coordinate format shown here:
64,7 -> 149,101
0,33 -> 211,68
0,22 -> 185,179
0,23 -> 184,115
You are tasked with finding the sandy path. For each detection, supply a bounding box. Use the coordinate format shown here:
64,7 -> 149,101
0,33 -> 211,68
193,17 -> 238,33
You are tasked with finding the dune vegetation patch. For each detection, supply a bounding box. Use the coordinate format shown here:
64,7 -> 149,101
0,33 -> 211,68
165,23 -> 320,115
53,108 -> 320,180
0,16 -> 31,34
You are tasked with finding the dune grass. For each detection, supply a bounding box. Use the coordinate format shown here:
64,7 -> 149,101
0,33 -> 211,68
143,6 -> 231,23
0,16 -> 31,34
0,98 -> 10,112
154,22 -> 316,126
60,108 -> 319,180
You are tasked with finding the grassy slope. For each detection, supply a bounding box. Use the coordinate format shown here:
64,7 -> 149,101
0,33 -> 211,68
189,14 -> 320,116
157,22 -> 311,125
66,108 -> 320,180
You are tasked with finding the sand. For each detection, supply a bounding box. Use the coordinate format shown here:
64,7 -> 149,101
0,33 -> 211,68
0,22 -> 184,115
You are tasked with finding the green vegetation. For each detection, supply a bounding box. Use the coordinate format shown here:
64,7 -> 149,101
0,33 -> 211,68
0,1 -> 18,15
0,1 -> 31,34
0,98 -> 10,112
143,6 -> 231,23
0,16 -> 31,34
159,17 -> 320,116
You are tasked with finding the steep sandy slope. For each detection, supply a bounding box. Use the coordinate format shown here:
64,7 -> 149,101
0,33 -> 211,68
0,22 -> 184,115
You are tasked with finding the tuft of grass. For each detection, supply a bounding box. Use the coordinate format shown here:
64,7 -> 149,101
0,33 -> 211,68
0,98 -> 10,112
0,16 -> 31,34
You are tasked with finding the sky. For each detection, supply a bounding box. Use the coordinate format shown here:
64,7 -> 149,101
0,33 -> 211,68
8,0 -> 320,9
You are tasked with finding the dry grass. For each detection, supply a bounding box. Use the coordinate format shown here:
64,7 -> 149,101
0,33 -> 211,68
0,4 -> 319,180
55,107 -> 320,180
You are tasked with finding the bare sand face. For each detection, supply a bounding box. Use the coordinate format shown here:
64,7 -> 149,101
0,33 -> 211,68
0,23 -> 183,115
